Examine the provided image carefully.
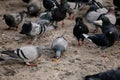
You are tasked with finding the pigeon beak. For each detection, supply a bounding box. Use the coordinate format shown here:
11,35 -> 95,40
93,20 -> 103,26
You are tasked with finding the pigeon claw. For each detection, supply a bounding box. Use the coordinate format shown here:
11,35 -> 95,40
101,54 -> 109,59
61,21 -> 64,28
78,41 -> 83,46
27,40 -> 35,45
26,62 -> 37,67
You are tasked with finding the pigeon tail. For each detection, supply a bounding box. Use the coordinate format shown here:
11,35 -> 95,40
46,25 -> 55,31
93,20 -> 103,26
0,50 -> 19,58
82,34 -> 92,42
0,56 -> 18,61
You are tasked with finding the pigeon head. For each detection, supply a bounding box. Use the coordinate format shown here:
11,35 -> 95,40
75,17 -> 83,25
27,4 -> 40,16
84,74 -> 102,80
2,14 -> 13,20
100,15 -> 111,25
75,17 -> 83,22
94,15 -> 111,26
60,0 -> 72,13
20,20 -> 32,35
84,76 -> 101,80
22,0 -> 31,3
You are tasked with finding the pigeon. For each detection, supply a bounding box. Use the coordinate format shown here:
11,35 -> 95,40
43,0 -> 59,11
26,0 -> 41,16
2,12 -> 24,31
0,45 -> 46,66
51,36 -> 68,62
84,67 -> 120,80
85,5 -> 108,23
49,0 -> 72,27
85,2 -> 108,32
83,33 -> 116,49
20,20 -> 55,36
94,15 -> 119,41
73,17 -> 89,46
97,7 -> 116,25
35,11 -> 51,25
22,0 -> 31,3
20,20 -> 55,44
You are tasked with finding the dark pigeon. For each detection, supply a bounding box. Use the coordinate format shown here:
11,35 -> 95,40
83,33 -> 116,49
94,15 -> 119,41
26,0 -> 41,17
3,12 -> 24,31
49,0 -> 72,27
84,67 -> 120,80
73,17 -> 89,46
43,0 -> 59,11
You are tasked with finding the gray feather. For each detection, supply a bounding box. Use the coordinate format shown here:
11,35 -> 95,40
52,36 -> 68,58
0,45 -> 46,63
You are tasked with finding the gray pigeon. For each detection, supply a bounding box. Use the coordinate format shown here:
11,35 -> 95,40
0,45 -> 46,66
35,11 -> 52,25
85,3 -> 108,32
3,12 -> 24,31
51,36 -> 68,62
27,0 -> 41,16
20,20 -> 55,44
97,7 -> 116,25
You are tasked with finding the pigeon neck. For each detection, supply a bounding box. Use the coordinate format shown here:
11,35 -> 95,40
102,18 -> 111,26
55,50 -> 61,58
